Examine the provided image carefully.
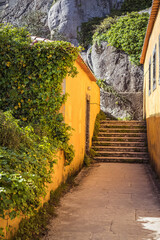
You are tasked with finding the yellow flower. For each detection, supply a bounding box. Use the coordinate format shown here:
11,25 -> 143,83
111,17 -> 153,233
22,118 -> 27,121
18,102 -> 21,108
18,86 -> 21,89
6,62 -> 11,67
28,75 -> 32,79
21,90 -> 24,94
47,55 -> 52,58
28,99 -> 31,102
23,64 -> 26,67
21,99 -> 24,103
14,106 -> 18,110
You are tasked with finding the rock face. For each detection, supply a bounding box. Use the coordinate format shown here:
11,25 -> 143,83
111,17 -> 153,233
100,90 -> 143,120
0,0 -> 53,25
86,42 -> 144,119
0,0 -> 144,120
88,42 -> 143,92
48,0 -> 124,45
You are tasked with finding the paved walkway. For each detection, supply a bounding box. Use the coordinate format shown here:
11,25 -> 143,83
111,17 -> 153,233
43,163 -> 160,240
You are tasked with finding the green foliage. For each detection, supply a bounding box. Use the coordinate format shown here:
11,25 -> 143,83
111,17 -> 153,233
0,111 -> 55,221
121,0 -> 152,12
83,154 -> 92,167
83,149 -> 96,167
77,17 -> 103,48
89,149 -> 96,158
92,110 -> 106,141
13,174 -> 78,240
63,144 -> 75,166
96,79 -> 106,88
78,0 -> 151,64
93,16 -> 118,45
93,12 -> 149,65
0,23 -> 80,238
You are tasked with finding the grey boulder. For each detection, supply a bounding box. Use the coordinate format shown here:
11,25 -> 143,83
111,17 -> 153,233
48,0 -> 124,45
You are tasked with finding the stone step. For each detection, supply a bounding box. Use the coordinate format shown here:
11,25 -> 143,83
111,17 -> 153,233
94,156 -> 149,163
95,151 -> 149,157
100,125 -> 146,129
100,121 -> 146,126
98,132 -> 147,137
97,136 -> 147,142
101,120 -> 146,124
93,146 -> 148,152
99,128 -> 146,133
93,141 -> 147,147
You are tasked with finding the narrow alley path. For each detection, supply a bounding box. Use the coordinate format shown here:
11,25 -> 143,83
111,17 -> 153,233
43,163 -> 160,240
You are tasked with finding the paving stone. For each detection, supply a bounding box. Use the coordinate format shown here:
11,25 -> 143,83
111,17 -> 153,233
42,163 -> 160,240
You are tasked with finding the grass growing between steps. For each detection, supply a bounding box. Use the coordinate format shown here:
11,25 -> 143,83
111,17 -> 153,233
12,174 -> 79,240
83,110 -> 106,167
92,110 -> 107,141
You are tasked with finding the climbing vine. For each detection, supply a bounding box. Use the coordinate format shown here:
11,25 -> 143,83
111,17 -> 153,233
0,23 -> 80,238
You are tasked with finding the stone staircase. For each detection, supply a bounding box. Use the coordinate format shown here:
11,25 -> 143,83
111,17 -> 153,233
93,120 -> 149,163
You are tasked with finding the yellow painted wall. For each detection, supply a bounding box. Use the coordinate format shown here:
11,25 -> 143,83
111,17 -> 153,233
143,7 -> 160,118
0,59 -> 100,239
143,7 -> 160,176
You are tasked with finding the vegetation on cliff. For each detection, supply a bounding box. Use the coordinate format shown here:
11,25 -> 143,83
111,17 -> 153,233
93,12 -> 149,65
78,0 -> 151,65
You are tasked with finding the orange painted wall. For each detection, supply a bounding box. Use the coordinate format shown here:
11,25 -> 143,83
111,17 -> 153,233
0,58 -> 100,239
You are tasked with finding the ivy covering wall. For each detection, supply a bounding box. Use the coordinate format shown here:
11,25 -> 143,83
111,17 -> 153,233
0,24 -> 80,238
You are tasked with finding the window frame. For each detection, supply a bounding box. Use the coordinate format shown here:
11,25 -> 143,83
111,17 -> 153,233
159,34 -> 160,85
149,57 -> 151,95
153,44 -> 157,91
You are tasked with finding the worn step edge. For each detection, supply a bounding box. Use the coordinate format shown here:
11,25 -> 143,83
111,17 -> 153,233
93,146 -> 148,150
96,151 -> 148,155
100,120 -> 146,123
99,128 -> 146,131
94,157 -> 149,163
98,133 -> 147,135
97,137 -> 147,140
94,156 -> 149,160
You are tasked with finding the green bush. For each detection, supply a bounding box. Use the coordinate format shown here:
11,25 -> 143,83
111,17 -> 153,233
77,17 -> 103,48
92,110 -> 106,141
84,154 -> 92,167
121,0 -> 152,12
93,12 -> 149,65
93,16 -> 118,45
0,23 -> 80,238
0,111 -> 55,220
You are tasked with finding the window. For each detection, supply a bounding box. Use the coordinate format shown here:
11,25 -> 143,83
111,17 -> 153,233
0,0 -> 6,7
149,58 -> 151,95
159,35 -> 160,84
153,44 -> 156,91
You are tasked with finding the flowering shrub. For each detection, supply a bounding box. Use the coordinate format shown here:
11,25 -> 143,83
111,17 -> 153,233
0,24 -> 80,238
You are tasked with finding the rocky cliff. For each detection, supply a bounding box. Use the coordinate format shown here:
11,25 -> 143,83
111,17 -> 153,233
0,0 -> 149,120
85,42 -> 144,119
0,0 -> 53,21
48,0 -> 124,45
0,0 -> 124,44
88,42 -> 143,92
